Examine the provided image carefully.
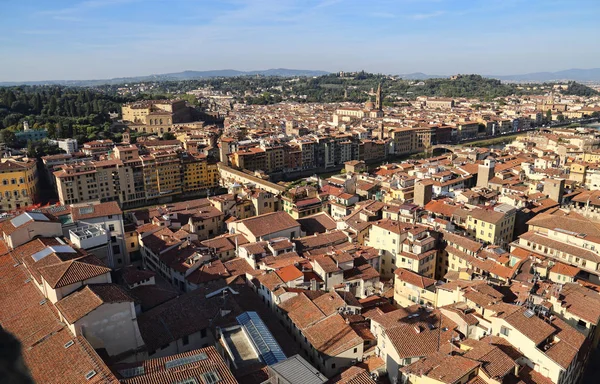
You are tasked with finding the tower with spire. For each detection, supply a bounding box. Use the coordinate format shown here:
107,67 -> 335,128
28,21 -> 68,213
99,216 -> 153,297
375,83 -> 382,110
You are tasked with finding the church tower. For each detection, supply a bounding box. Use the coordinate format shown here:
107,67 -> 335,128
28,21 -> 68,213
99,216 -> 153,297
375,83 -> 382,110
123,128 -> 131,144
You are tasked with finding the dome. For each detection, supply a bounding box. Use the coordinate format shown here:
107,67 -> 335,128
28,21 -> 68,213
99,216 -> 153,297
365,101 -> 375,110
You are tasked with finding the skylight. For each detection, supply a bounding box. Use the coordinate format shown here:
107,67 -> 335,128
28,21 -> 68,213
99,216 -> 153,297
164,353 -> 208,369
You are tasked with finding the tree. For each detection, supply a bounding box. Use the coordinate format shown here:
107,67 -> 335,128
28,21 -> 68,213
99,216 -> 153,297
47,123 -> 57,138
162,132 -> 176,140
557,114 -> 565,122
48,96 -> 58,115
26,140 -> 35,157
546,109 -> 552,121
0,129 -> 17,147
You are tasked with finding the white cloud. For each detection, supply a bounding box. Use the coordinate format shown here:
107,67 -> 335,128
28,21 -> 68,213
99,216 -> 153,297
408,11 -> 445,20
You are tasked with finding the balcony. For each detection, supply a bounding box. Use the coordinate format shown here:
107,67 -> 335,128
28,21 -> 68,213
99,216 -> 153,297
69,225 -> 108,249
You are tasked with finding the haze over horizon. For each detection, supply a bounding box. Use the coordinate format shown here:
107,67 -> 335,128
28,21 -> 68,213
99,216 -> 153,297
2,0 -> 600,82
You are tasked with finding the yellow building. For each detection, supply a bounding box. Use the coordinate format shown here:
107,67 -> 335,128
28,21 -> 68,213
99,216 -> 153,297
394,268 -> 437,307
576,152 -> 600,163
141,151 -> 182,199
463,205 -> 516,246
182,153 -> 209,193
0,158 -> 38,211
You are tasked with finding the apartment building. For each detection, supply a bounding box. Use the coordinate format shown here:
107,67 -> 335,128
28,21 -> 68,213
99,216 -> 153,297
53,145 -> 219,208
53,160 -> 131,205
69,201 -> 129,268
277,291 -> 364,377
485,305 -> 589,384
0,157 -> 38,211
366,219 -> 437,279
460,204 -> 516,246
512,208 -> 600,282
141,150 -> 182,199
394,268 -> 437,307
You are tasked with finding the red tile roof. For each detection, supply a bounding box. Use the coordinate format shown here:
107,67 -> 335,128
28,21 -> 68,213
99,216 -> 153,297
38,256 -> 111,288
56,284 -> 134,323
275,265 -> 303,283
115,346 -> 237,384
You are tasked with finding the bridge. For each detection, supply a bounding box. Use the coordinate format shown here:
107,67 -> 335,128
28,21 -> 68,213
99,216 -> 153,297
430,144 -> 463,155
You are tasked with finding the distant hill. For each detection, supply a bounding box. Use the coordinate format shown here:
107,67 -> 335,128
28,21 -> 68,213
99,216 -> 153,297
490,68 -> 600,82
396,68 -> 600,83
398,72 -> 446,80
0,68 -> 330,87
3,67 -> 600,87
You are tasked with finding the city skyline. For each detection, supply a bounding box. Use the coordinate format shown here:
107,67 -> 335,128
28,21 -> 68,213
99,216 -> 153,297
2,0 -> 600,82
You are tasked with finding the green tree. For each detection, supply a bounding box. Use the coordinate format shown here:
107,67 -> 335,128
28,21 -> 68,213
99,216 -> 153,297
48,96 -> 58,115
557,114 -> 565,122
26,140 -> 35,157
162,132 -> 176,140
546,109 -> 552,121
0,129 -> 17,147
47,123 -> 57,138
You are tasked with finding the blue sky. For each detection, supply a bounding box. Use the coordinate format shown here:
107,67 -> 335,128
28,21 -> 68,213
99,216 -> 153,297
1,0 -> 599,81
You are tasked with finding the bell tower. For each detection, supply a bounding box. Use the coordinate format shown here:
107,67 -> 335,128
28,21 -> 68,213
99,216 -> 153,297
375,83 -> 382,110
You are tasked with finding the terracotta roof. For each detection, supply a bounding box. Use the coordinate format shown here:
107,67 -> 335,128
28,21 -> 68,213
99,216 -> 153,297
275,265 -> 303,283
279,293 -> 325,330
116,346 -> 237,384
137,283 -> 242,351
56,284 -> 133,323
461,339 -> 517,379
394,268 -> 436,289
327,366 -> 375,384
295,230 -> 349,253
0,254 -> 117,383
500,306 -> 556,345
401,352 -> 479,384
234,211 -> 299,239
71,201 -> 122,220
303,314 -> 362,356
223,257 -> 255,277
119,266 -> 156,286
384,309 -> 458,359
549,262 -> 580,277
255,271 -> 285,291
527,208 -> 600,237
312,291 -> 346,316
38,256 -> 111,288
554,283 -> 600,325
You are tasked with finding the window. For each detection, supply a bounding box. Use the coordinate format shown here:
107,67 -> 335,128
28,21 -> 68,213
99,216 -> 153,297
109,224 -> 115,231
108,215 -> 113,219
202,371 -> 219,384
200,328 -> 207,338
182,335 -> 189,345
111,236 -> 116,243
500,326 -> 510,336
354,347 -> 358,353
331,363 -> 336,369
131,242 -> 135,248
112,245 -> 120,255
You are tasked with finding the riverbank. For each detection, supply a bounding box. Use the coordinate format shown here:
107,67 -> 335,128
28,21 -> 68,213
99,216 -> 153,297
463,132 -> 529,147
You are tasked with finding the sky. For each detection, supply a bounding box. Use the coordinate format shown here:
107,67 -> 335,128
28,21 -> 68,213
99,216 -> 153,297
1,0 -> 599,82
